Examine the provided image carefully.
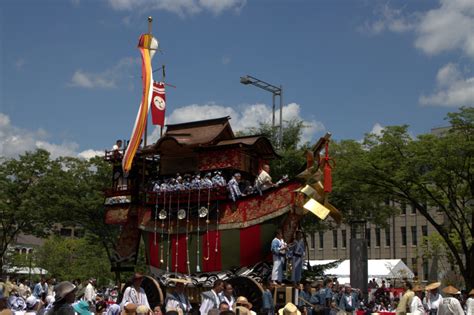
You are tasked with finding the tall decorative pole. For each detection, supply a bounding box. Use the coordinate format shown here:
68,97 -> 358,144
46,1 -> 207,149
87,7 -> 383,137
144,16 -> 153,147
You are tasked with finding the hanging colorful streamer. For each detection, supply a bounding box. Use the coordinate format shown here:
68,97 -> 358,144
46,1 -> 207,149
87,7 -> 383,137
122,34 -> 158,173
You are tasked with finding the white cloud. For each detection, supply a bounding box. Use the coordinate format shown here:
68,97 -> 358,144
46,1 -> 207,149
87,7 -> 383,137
415,0 -> 474,58
199,0 -> 246,15
0,112 -> 102,159
148,102 -> 325,145
364,1 -> 474,58
369,122 -> 384,136
69,57 -> 138,89
362,1 -> 474,107
107,0 -> 245,17
361,4 -> 417,35
420,63 -> 474,107
78,149 -> 104,159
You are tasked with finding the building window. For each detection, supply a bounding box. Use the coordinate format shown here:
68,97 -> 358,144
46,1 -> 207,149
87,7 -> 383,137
310,233 -> 315,249
423,260 -> 429,280
401,201 -> 407,215
411,226 -> 418,246
401,227 -> 407,246
341,230 -> 347,248
422,225 -> 428,238
385,228 -> 391,247
375,228 -> 381,247
366,228 -> 371,247
60,228 -> 73,237
333,230 -> 338,248
411,203 -> 417,214
319,232 -> 324,249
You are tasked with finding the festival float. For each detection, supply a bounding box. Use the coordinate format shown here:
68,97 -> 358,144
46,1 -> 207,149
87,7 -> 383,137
103,17 -> 342,309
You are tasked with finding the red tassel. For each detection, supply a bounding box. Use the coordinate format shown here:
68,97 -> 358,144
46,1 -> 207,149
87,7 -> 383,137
323,141 -> 332,193
324,162 -> 332,193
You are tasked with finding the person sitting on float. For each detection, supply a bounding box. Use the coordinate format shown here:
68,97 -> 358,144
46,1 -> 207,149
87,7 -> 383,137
201,173 -> 213,189
255,164 -> 276,193
228,173 -> 245,202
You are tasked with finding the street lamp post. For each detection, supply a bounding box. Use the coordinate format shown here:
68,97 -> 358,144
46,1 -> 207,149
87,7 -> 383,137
240,75 -> 283,148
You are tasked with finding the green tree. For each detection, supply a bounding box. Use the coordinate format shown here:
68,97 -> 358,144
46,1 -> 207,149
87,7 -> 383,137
331,107 -> 473,289
35,236 -> 113,285
47,156 -> 123,282
0,150 -> 64,274
237,119 -> 309,179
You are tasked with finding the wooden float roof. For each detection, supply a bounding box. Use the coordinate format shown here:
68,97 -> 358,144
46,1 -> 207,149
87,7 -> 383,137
143,116 -> 279,159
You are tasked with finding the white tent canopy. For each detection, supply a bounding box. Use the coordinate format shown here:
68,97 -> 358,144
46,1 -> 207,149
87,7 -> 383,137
308,259 -> 414,284
3,266 -> 48,275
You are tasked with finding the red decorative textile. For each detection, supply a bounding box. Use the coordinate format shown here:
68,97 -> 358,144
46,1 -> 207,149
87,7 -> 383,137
220,182 -> 299,225
171,233 -> 188,274
148,232 -> 160,268
239,225 -> 261,266
198,149 -> 241,171
139,182 -> 301,231
151,82 -> 166,126
201,230 -> 222,272
323,141 -> 332,193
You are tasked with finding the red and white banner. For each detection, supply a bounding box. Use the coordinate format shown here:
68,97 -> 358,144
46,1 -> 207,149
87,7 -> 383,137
151,81 -> 166,126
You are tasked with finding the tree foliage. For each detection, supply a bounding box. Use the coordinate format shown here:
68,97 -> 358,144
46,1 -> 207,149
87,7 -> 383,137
35,236 -> 113,285
0,150 -> 62,270
331,107 -> 473,289
48,156 -> 120,267
0,150 -> 123,281
237,119 -> 309,179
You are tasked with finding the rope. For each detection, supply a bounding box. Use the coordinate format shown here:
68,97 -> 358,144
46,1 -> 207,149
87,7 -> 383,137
153,192 -> 158,246
203,188 -> 211,261
186,190 -> 191,275
196,188 -> 201,273
215,200 -> 219,254
166,193 -> 172,272
175,192 -> 180,274
160,190 -> 166,265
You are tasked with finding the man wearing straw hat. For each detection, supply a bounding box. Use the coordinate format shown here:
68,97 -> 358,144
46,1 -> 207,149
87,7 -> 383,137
423,282 -> 442,315
165,279 -> 192,314
235,296 -> 255,315
466,288 -> 474,315
409,285 -> 425,315
278,303 -> 301,315
437,286 -> 464,315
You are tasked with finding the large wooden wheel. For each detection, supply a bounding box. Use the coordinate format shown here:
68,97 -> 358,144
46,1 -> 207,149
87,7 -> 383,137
142,276 -> 164,309
227,276 -> 264,312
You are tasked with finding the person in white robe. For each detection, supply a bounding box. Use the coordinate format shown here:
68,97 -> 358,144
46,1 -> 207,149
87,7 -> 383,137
410,285 -> 426,315
120,273 -> 150,311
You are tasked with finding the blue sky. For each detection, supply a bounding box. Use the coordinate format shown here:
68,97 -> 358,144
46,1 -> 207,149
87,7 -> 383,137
1,0 -> 473,158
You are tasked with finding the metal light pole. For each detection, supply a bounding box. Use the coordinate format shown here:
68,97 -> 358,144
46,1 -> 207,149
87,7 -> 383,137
240,75 -> 283,148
